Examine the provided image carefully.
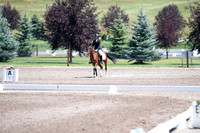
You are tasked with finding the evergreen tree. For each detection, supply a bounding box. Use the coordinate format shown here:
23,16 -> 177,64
129,8 -> 161,64
109,17 -> 129,58
0,8 -> 18,62
31,14 -> 45,40
16,13 -> 34,57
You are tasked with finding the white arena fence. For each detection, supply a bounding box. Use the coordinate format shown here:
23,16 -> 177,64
1,84 -> 200,91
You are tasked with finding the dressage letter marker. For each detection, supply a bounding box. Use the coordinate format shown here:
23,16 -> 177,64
192,101 -> 200,128
3,66 -> 19,82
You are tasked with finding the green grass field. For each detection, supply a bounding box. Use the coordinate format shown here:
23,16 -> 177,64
0,0 -> 196,21
1,0 -> 199,67
0,0 -> 196,38
0,56 -> 199,68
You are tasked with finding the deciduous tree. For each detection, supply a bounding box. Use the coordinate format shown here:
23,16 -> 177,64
1,2 -> 20,30
186,2 -> 200,53
154,4 -> 185,59
44,0 -> 99,63
101,5 -> 129,33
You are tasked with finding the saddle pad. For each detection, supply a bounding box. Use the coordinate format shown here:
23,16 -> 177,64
99,50 -> 106,60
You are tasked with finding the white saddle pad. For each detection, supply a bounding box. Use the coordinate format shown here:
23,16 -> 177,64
99,50 -> 106,60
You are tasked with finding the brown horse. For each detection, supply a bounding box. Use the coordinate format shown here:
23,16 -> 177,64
88,46 -> 116,77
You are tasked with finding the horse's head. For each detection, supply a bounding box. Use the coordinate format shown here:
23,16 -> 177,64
87,44 -> 93,54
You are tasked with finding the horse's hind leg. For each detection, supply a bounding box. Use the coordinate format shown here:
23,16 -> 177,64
104,60 -> 108,76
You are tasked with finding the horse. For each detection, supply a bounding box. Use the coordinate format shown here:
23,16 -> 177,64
88,46 -> 116,77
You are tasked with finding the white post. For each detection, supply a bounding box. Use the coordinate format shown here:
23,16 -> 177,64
3,68 -> 6,82
13,69 -> 19,82
192,101 -> 200,128
0,84 -> 3,93
108,85 -> 117,95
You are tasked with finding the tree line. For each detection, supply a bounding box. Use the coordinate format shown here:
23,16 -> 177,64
0,0 -> 199,64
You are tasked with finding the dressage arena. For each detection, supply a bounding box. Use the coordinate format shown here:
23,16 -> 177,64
0,67 -> 200,133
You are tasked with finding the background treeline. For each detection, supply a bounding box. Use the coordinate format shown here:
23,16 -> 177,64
0,0 -> 199,64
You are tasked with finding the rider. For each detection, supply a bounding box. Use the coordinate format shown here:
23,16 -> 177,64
92,34 -> 102,62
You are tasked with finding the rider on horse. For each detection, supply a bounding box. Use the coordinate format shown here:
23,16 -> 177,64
92,34 -> 102,62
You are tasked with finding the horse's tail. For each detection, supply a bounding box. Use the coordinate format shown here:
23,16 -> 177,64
106,53 -> 116,64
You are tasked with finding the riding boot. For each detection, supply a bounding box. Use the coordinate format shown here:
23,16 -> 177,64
98,52 -> 101,63
99,56 -> 102,64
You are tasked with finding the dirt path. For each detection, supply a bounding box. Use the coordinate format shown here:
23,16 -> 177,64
0,67 -> 200,86
1,91 -> 200,133
0,67 -> 200,133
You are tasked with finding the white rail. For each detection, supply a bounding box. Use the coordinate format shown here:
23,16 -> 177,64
148,106 -> 192,133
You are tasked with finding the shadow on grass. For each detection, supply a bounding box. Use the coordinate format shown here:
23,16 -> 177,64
25,61 -> 67,64
128,62 -> 152,65
38,56 -> 67,59
24,61 -> 87,65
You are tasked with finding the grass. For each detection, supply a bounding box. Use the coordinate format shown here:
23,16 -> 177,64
0,0 -> 196,49
30,40 -> 51,50
0,0 -> 196,23
0,0 -> 196,40
0,56 -> 199,68
197,100 -> 200,105
0,0 -> 198,68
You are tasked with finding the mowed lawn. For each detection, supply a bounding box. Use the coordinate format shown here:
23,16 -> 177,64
0,56 -> 199,68
0,0 -> 199,68
0,0 -> 196,21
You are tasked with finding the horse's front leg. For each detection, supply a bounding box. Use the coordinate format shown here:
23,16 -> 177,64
93,67 -> 97,77
98,62 -> 103,77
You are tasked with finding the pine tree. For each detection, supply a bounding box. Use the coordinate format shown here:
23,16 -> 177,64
16,13 -> 34,57
129,8 -> 161,64
31,14 -> 45,40
109,17 -> 129,58
0,8 -> 18,62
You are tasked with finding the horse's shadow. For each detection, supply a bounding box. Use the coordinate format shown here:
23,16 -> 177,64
74,76 -> 95,79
